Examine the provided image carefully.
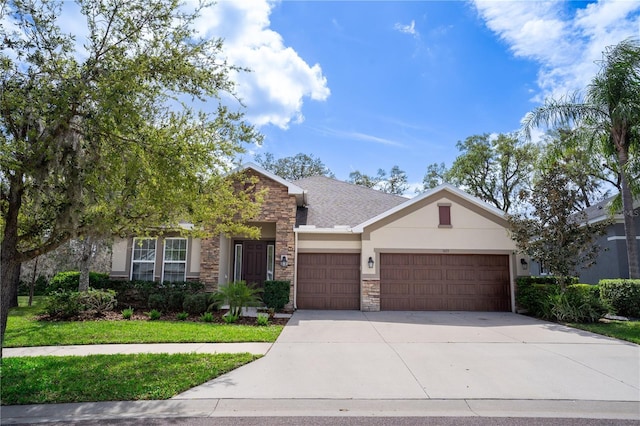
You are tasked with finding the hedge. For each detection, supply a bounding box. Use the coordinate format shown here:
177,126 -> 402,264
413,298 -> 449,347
599,279 -> 640,318
48,271 -> 110,293
263,280 -> 290,310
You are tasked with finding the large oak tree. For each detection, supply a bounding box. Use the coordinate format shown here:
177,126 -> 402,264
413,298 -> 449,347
0,0 -> 263,353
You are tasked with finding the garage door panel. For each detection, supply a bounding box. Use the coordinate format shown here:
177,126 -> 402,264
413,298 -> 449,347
297,253 -> 360,310
380,254 -> 510,312
413,268 -> 442,280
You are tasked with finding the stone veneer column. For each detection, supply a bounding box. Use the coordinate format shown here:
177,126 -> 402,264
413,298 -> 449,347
361,279 -> 380,311
199,235 -> 220,292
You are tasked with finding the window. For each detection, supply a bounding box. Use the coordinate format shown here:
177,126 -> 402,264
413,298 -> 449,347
438,204 -> 451,227
163,238 -> 187,283
131,238 -> 156,281
233,243 -> 243,282
266,244 -> 275,281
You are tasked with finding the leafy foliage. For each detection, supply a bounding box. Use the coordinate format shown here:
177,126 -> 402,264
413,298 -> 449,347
432,133 -> 538,212
256,313 -> 269,326
121,307 -> 134,320
44,291 -> 83,319
200,312 -> 214,323
48,271 -> 109,294
349,166 -> 408,195
146,310 -> 162,321
263,280 -> 290,311
599,279 -> 640,318
78,289 -> 117,314
182,293 -> 209,316
255,152 -> 334,180
0,0 -> 263,346
521,38 -> 640,278
508,163 -> 610,288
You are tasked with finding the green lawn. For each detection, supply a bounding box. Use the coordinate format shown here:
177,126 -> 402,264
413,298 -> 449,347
568,320 -> 640,344
1,353 -> 258,405
4,296 -> 283,347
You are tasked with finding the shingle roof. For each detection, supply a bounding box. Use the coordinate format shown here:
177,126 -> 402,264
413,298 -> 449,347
582,195 -> 616,222
293,176 -> 408,228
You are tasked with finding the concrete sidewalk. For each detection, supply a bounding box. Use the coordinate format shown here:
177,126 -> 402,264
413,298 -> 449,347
2,398 -> 639,424
3,342 -> 272,357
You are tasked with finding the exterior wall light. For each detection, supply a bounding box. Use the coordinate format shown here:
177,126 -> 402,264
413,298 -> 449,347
280,255 -> 288,268
520,258 -> 528,270
368,256 -> 374,269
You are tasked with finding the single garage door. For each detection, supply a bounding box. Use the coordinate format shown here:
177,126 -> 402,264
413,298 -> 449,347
380,254 -> 510,311
297,253 -> 360,310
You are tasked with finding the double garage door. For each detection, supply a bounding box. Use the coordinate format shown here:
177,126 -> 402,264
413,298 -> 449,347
296,253 -> 511,311
380,253 -> 511,311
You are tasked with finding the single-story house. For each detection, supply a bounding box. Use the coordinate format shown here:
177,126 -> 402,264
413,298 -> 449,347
110,163 -> 527,312
529,195 -> 640,284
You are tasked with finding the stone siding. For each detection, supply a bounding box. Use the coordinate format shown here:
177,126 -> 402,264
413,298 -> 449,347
361,279 -> 380,311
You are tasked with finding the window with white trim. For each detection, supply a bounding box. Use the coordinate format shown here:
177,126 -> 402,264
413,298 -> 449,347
266,244 -> 275,281
162,238 -> 187,283
131,238 -> 156,281
233,243 -> 243,282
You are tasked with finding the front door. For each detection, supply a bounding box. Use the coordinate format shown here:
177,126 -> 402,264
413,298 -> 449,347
233,240 -> 275,289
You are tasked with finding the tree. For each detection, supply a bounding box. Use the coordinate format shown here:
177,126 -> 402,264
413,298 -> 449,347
539,128 -> 617,209
522,38 -> 640,279
507,163 -> 610,289
255,152 -> 334,181
348,170 -> 380,189
349,166 -> 408,195
421,162 -> 447,191
444,133 -> 538,213
0,0 -> 263,354
378,165 -> 408,195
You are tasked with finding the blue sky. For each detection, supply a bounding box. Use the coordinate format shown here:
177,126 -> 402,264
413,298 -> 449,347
194,0 -> 639,192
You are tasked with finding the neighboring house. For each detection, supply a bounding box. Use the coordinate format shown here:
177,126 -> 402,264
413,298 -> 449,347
110,163 -> 524,312
529,195 -> 640,284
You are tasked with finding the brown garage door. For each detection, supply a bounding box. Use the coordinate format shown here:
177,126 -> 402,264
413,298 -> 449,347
380,254 -> 510,311
297,253 -> 360,310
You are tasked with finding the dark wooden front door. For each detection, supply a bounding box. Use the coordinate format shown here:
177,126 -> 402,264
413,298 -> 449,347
242,241 -> 267,288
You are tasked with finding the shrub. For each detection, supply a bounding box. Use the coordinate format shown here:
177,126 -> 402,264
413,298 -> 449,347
176,312 -> 189,321
207,292 -> 224,312
146,309 -> 162,320
216,281 -> 262,317
78,289 -> 117,314
44,291 -> 82,319
256,313 -> 269,326
182,293 -> 209,315
48,271 -> 109,294
200,312 -> 214,323
147,293 -> 166,311
562,284 -> 609,323
121,307 -> 134,320
600,279 -> 640,318
263,280 -> 290,311
516,277 -> 559,317
223,314 -> 238,324
18,275 -> 48,296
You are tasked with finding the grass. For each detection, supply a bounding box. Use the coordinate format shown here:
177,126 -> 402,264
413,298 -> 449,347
4,296 -> 283,347
0,353 -> 258,405
568,320 -> 640,344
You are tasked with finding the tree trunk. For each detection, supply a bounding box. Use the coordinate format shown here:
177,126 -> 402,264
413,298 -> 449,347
29,257 -> 38,307
1,174 -> 24,359
618,148 -> 640,279
78,236 -> 94,292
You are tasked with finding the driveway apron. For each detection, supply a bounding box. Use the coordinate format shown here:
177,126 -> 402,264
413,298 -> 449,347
174,310 -> 640,401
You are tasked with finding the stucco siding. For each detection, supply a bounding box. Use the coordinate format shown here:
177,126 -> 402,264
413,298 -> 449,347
297,233 -> 361,252
111,237 -> 129,277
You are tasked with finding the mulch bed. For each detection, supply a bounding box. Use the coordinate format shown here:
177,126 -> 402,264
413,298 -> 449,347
38,309 -> 291,326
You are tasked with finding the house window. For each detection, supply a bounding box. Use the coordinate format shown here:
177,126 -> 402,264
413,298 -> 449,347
131,238 -> 156,281
233,243 -> 243,282
438,204 -> 451,227
163,238 -> 187,283
539,261 -> 550,276
266,244 -> 275,281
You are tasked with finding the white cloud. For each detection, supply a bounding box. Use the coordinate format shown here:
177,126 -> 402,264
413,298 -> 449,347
472,0 -> 640,102
194,0 -> 330,129
313,126 -> 405,147
395,20 -> 420,38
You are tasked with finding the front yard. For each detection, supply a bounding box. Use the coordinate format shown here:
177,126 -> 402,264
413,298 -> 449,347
568,320 -> 640,344
1,296 -> 284,405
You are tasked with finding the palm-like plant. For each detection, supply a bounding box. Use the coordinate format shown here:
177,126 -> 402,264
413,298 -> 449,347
521,38 -> 640,279
216,281 -> 262,317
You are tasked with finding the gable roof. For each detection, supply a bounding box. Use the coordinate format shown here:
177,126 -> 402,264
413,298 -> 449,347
352,183 -> 507,233
293,176 -> 407,228
233,162 -> 306,206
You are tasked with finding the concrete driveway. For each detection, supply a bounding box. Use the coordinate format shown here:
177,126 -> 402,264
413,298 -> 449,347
174,310 -> 639,401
